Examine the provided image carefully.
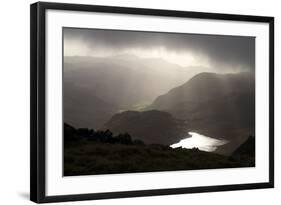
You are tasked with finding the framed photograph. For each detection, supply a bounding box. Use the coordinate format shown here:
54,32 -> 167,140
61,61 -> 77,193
30,2 -> 274,203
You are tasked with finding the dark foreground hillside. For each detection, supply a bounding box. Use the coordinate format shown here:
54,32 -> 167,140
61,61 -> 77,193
64,123 -> 254,176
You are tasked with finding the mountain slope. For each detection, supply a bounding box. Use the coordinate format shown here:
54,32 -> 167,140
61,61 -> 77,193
103,110 -> 188,145
232,136 -> 255,157
147,72 -> 255,154
230,136 -> 255,166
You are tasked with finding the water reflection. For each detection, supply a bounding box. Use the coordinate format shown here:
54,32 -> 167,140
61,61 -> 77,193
170,132 -> 228,152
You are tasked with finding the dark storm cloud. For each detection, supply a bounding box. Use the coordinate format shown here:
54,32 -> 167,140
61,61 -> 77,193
64,28 -> 255,71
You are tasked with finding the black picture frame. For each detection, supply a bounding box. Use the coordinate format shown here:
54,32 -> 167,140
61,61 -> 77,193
30,2 -> 274,203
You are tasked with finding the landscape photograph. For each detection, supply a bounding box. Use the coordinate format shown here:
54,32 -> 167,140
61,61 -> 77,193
63,28 -> 255,176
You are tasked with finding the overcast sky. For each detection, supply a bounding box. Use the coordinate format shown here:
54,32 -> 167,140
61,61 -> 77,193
64,27 -> 255,72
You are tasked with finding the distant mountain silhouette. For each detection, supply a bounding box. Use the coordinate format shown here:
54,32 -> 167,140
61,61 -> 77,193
103,110 -> 188,145
64,55 -> 204,129
147,72 -> 255,154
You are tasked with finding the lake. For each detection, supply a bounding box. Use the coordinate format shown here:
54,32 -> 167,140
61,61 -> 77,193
170,132 -> 228,152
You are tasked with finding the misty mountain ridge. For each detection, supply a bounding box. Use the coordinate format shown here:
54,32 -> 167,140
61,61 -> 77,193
64,55 -> 206,129
149,72 -> 254,108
